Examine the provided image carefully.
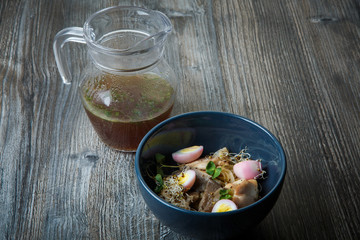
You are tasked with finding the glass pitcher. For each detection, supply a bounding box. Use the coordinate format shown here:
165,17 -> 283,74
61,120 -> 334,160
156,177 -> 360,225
53,6 -> 177,152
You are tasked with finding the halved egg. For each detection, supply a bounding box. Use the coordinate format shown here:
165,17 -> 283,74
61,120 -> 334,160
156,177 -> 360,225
233,160 -> 263,180
172,145 -> 203,164
177,169 -> 196,191
212,199 -> 238,213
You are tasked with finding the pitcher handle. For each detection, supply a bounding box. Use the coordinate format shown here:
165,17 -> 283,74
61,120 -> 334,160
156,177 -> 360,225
53,27 -> 86,84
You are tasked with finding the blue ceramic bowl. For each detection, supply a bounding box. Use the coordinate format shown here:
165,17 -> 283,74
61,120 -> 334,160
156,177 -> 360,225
135,111 -> 286,239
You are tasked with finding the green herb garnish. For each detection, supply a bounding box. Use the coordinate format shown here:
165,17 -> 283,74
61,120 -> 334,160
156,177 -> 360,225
155,153 -> 165,177
206,161 -> 222,179
213,167 -> 222,179
154,173 -> 164,193
155,153 -> 165,163
206,161 -> 215,174
219,188 -> 232,200
152,153 -> 180,193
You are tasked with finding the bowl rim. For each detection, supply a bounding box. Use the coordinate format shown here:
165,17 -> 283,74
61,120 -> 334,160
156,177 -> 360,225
135,111 -> 287,216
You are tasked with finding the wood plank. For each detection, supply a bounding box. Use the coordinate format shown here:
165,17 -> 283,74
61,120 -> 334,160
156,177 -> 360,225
0,0 -> 359,239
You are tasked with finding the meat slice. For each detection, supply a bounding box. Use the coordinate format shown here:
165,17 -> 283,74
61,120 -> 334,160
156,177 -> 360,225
183,168 -> 222,212
188,168 -> 211,192
185,157 -> 210,171
197,178 -> 222,212
210,147 -> 230,166
225,179 -> 259,208
184,147 -> 230,170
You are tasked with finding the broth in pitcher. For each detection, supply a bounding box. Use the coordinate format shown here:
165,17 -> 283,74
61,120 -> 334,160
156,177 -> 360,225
80,73 -> 175,151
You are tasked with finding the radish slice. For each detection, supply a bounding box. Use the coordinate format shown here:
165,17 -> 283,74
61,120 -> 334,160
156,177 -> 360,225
177,169 -> 196,191
233,160 -> 263,180
172,146 -> 203,163
212,199 -> 238,213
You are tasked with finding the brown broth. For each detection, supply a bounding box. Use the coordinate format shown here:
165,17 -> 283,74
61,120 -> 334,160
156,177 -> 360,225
81,73 -> 175,151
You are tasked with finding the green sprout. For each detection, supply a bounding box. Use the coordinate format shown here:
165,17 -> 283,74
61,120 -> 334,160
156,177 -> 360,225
153,153 -> 179,193
206,161 -> 222,179
219,188 -> 232,200
154,173 -> 164,193
155,153 -> 165,177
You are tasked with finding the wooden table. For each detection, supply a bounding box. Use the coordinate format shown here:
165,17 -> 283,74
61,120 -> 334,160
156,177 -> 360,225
0,0 -> 359,239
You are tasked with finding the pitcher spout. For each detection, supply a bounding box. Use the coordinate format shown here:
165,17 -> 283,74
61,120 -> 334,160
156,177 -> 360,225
119,9 -> 172,53
122,28 -> 171,53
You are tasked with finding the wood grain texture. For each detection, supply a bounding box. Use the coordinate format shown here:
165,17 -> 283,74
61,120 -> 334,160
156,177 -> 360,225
0,0 -> 359,239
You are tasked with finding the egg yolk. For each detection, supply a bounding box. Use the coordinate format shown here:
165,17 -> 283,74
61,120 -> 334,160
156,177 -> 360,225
178,173 -> 189,185
179,146 -> 201,153
172,146 -> 203,164
216,204 -> 233,212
